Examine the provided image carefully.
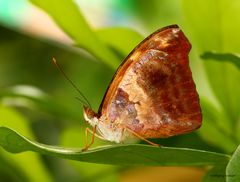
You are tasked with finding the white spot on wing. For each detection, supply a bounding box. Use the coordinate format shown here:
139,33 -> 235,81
172,28 -> 180,37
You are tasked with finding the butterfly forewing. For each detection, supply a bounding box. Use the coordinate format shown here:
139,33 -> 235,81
99,25 -> 202,138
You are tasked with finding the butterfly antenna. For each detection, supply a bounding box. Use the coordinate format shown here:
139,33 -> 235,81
52,58 -> 92,109
75,96 -> 88,106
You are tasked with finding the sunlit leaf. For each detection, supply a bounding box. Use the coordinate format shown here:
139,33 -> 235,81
29,0 -> 120,68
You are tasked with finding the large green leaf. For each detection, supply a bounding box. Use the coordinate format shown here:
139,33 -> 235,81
226,145 -> 240,182
29,0 -> 120,68
0,127 -> 230,166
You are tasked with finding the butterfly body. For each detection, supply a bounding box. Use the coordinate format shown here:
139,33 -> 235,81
83,25 -> 202,144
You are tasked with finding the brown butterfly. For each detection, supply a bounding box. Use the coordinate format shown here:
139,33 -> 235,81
82,25 -> 202,151
56,24 -> 202,151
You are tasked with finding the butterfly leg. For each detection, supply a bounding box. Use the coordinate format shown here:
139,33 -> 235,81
86,127 -> 105,140
125,127 -> 160,147
82,125 -> 97,152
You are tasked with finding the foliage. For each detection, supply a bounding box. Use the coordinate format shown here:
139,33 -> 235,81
0,0 -> 240,181
0,127 -> 230,166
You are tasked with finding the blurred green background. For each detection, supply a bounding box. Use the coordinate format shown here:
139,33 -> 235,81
0,0 -> 240,181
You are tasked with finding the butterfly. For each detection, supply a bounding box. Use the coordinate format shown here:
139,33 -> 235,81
56,24 -> 202,151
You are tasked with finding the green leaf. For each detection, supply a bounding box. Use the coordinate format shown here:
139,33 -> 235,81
0,127 -> 230,166
29,0 -> 120,68
226,145 -> 240,182
96,27 -> 144,57
201,52 -> 240,69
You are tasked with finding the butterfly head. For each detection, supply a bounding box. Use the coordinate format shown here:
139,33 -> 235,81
83,106 -> 99,127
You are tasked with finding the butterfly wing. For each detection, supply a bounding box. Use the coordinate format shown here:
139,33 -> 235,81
98,25 -> 202,138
